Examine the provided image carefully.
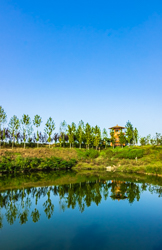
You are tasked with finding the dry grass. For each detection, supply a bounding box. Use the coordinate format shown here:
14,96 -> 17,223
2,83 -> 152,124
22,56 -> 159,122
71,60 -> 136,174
0,147 -> 78,160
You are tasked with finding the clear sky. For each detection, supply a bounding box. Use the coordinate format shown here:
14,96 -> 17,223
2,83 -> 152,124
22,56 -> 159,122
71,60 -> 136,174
0,0 -> 162,137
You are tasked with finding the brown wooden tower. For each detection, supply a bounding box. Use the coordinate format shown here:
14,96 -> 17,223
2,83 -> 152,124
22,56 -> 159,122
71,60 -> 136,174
109,124 -> 126,147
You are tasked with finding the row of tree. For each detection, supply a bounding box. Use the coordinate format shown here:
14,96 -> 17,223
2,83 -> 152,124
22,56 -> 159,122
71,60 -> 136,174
1,105 -> 161,149
0,106 -> 133,149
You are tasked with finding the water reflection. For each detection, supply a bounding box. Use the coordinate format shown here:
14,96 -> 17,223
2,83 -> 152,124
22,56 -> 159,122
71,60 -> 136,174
0,176 -> 162,229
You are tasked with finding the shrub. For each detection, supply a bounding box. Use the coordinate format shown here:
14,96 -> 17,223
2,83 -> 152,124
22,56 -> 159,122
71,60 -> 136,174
0,156 -> 77,172
114,149 -> 144,159
77,149 -> 99,159
101,149 -> 114,158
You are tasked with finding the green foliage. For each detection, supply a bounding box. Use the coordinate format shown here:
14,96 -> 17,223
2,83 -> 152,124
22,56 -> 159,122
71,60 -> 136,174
125,120 -> 134,144
76,120 -> 85,149
119,131 -> 126,146
67,123 -> 76,148
102,128 -> 108,148
0,156 -> 77,172
60,120 -> 67,147
21,114 -> 31,148
0,106 -> 7,125
33,115 -> 42,147
134,128 -> 138,145
0,106 -> 7,148
140,137 -> 147,146
110,129 -> 115,147
114,148 -> 144,159
101,149 -> 114,158
8,115 -> 20,148
101,147 -> 144,159
77,149 -> 100,159
33,115 -> 42,128
44,117 -> 55,147
93,125 -> 101,150
126,127 -> 133,145
85,123 -> 92,149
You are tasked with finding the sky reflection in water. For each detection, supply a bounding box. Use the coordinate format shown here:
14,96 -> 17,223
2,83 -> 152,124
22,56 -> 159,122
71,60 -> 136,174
0,172 -> 162,250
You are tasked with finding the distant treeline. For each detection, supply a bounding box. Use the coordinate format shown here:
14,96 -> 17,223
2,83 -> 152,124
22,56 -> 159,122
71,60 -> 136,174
0,106 -> 162,149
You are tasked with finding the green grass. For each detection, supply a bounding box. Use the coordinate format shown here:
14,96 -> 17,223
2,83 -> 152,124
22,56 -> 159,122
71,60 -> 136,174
1,146 -> 162,176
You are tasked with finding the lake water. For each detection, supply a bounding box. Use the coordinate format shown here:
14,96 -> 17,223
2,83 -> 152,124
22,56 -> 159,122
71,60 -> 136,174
0,171 -> 162,250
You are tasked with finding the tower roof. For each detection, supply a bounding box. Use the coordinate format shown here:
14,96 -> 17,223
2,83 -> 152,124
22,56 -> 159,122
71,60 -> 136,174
109,124 -> 126,129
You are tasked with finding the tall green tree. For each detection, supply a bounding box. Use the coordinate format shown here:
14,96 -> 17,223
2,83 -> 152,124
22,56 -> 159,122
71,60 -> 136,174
59,134 -> 63,147
155,133 -> 161,145
133,128 -> 139,145
119,130 -> 126,148
44,117 -> 55,148
125,120 -> 134,145
110,129 -> 115,148
21,114 -> 31,148
60,120 -> 67,147
126,127 -> 133,146
8,115 -> 20,149
33,115 -> 42,147
71,122 -> 76,147
102,128 -> 108,149
27,125 -> 33,143
67,123 -> 76,148
140,137 -> 146,146
2,128 -> 6,145
93,125 -> 101,150
0,106 -> 7,149
85,123 -> 92,150
76,120 -> 84,149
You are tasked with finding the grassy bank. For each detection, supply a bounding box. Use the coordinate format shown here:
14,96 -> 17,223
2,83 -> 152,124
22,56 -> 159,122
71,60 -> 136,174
1,169 -> 162,191
0,146 -> 162,175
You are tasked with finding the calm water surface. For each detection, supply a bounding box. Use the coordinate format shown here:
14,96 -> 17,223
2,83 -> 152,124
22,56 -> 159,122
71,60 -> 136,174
0,171 -> 162,250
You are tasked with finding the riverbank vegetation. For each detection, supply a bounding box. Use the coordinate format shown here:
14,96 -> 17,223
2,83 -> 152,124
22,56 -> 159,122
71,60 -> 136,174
0,154 -> 77,173
0,146 -> 162,175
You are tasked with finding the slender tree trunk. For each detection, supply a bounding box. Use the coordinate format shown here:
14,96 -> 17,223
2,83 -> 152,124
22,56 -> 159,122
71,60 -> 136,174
24,141 -> 25,149
79,143 -> 81,149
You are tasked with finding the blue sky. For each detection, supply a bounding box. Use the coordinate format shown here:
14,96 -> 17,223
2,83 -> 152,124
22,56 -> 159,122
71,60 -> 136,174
0,0 -> 162,137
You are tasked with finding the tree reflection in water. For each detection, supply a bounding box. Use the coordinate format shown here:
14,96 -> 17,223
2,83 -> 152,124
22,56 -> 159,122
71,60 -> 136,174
0,178 -> 162,229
